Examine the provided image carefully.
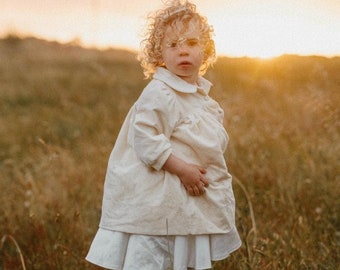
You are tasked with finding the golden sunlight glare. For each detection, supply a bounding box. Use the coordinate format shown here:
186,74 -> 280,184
0,0 -> 339,57
207,0 -> 340,58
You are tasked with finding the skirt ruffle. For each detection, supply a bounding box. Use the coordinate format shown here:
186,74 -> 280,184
86,227 -> 241,270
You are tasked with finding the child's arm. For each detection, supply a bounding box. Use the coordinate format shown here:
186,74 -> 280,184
163,154 -> 209,196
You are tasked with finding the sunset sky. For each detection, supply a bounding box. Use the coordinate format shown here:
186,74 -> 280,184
1,0 -> 339,58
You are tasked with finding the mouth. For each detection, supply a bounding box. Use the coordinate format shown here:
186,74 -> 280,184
178,61 -> 192,67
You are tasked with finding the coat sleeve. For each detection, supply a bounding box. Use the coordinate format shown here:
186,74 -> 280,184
131,82 -> 179,171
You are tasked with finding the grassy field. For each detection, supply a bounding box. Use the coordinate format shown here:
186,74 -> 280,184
0,36 -> 339,269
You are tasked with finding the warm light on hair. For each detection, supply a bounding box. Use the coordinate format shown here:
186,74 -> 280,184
139,0 -> 216,79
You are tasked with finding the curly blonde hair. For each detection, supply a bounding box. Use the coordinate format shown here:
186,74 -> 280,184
139,0 -> 216,79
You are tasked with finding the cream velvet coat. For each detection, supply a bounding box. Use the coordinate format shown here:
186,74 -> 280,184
99,67 -> 236,235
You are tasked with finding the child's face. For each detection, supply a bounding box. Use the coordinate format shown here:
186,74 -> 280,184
161,21 -> 204,84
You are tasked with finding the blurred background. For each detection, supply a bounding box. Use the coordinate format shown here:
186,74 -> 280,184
1,0 -> 339,58
0,1 -> 339,269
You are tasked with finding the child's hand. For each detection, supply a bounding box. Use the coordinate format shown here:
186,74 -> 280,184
177,164 -> 209,196
162,154 -> 209,196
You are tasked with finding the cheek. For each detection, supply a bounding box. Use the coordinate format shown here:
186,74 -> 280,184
162,51 -> 173,64
195,50 -> 204,63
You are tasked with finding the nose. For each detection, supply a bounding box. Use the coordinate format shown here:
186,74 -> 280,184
178,45 -> 189,55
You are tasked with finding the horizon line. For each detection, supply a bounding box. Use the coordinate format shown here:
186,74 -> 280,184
1,32 -> 339,60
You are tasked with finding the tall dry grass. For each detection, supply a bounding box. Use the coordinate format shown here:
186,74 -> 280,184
0,36 -> 339,269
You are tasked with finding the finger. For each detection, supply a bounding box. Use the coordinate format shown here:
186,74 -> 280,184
192,185 -> 200,196
195,181 -> 204,194
200,176 -> 209,187
198,184 -> 206,195
186,186 -> 195,196
198,166 -> 207,174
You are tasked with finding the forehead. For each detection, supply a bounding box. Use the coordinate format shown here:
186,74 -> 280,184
163,19 -> 200,40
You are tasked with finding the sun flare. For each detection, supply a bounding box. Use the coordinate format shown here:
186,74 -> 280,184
0,0 -> 339,58
208,0 -> 340,58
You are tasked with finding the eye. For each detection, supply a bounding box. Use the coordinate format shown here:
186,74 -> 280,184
166,41 -> 178,48
186,38 -> 200,47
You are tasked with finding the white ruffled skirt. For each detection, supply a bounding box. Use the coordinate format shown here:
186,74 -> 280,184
86,227 -> 241,270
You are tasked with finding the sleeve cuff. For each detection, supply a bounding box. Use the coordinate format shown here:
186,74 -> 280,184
151,148 -> 172,171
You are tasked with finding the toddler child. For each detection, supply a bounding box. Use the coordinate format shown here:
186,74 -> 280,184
86,1 -> 241,269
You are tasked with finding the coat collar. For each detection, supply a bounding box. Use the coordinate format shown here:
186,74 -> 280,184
153,67 -> 212,95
